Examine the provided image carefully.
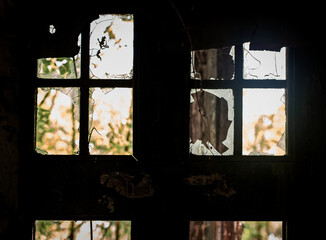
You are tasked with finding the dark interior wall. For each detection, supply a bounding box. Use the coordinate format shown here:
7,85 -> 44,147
0,0 -> 325,239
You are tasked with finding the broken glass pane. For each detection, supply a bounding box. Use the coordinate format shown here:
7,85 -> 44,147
190,89 -> 234,155
189,221 -> 282,240
89,88 -> 133,155
37,35 -> 81,79
36,88 -> 80,155
243,42 -> 286,80
243,89 -> 286,155
191,46 -> 235,80
89,14 -> 134,79
35,220 -> 131,240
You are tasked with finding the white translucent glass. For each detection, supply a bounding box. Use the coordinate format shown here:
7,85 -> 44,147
89,14 -> 134,79
243,42 -> 286,80
190,89 -> 234,155
243,89 -> 286,155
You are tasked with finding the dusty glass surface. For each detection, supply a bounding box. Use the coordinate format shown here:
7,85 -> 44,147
243,89 -> 286,155
189,221 -> 282,240
89,88 -> 133,155
35,220 -> 131,240
36,88 -> 80,155
37,35 -> 81,79
191,46 -> 235,80
190,89 -> 234,155
243,42 -> 286,80
89,14 -> 134,79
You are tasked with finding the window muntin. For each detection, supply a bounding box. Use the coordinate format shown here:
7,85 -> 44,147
190,42 -> 288,156
35,14 -> 134,156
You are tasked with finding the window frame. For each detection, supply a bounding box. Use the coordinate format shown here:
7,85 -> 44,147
189,44 -> 295,161
32,12 -> 139,161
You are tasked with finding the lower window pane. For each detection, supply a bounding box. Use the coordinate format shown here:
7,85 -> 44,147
89,88 -> 133,155
35,220 -> 131,240
243,89 -> 286,156
189,221 -> 282,240
36,88 -> 80,155
190,89 -> 234,155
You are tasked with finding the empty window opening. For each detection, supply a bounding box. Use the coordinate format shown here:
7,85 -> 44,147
89,88 -> 133,155
189,221 -> 282,240
34,220 -> 131,240
243,89 -> 286,155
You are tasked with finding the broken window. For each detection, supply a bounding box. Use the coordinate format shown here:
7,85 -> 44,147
89,88 -> 133,155
191,46 -> 235,80
34,220 -> 131,240
190,89 -> 234,155
243,42 -> 286,80
89,14 -> 133,79
37,35 -> 81,79
243,89 -> 286,155
34,14 -> 135,156
36,88 -> 80,155
189,221 -> 282,240
190,42 -> 289,157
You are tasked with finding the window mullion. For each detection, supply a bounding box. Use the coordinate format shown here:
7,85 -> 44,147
234,44 -> 243,156
79,24 -> 90,156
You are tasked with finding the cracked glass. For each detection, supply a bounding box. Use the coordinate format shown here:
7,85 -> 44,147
191,46 -> 235,80
189,221 -> 282,240
35,220 -> 131,240
89,88 -> 133,155
243,89 -> 286,155
37,35 -> 81,79
189,89 -> 234,155
89,14 -> 134,79
36,88 -> 80,155
243,42 -> 286,80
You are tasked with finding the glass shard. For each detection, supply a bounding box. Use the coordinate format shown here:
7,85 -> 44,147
189,89 -> 234,155
243,89 -> 286,155
89,88 -> 133,155
37,35 -> 81,79
243,42 -> 286,80
191,46 -> 235,80
89,14 -> 134,79
35,220 -> 131,240
189,221 -> 282,240
36,88 -> 80,155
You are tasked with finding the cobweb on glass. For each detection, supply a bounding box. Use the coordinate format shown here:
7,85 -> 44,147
89,14 -> 133,79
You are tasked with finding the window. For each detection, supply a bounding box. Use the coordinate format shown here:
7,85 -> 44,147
34,220 -> 131,240
35,14 -> 135,156
189,43 -> 289,157
189,221 -> 283,240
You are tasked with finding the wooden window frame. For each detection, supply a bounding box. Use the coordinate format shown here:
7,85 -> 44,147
189,44 -> 295,162
32,13 -> 139,162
